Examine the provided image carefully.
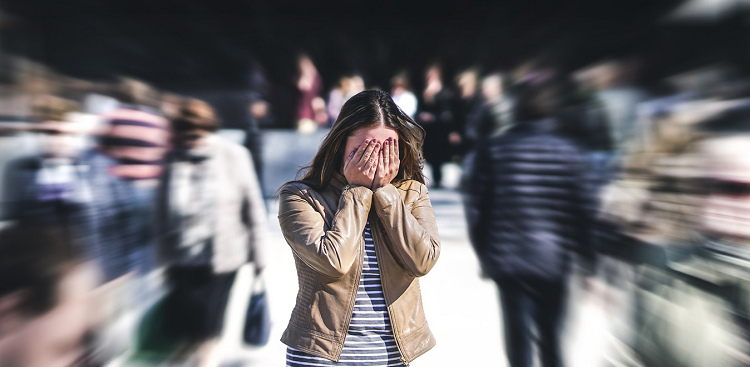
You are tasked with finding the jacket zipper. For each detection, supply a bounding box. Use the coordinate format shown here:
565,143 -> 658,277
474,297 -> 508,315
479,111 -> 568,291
337,235 -> 364,362
370,218 -> 410,366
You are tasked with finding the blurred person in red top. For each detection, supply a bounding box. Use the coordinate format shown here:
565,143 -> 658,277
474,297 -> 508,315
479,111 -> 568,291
295,54 -> 328,132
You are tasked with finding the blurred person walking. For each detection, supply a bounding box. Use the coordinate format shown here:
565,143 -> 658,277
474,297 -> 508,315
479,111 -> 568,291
417,64 -> 458,188
78,79 -> 169,282
587,58 -> 647,177
328,76 -> 353,124
328,75 -> 366,126
277,90 -> 440,366
73,80 -> 171,364
452,69 -> 482,153
1,96 -> 87,226
295,54 -> 328,132
466,74 -> 595,367
390,72 -> 418,118
157,99 -> 267,367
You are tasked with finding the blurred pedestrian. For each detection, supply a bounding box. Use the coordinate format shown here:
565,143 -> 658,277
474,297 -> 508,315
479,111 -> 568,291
466,74 -> 595,367
78,82 -> 169,282
390,71 -> 418,118
295,54 -> 327,132
588,58 -> 647,158
72,81 -> 170,363
452,68 -> 482,152
1,95 -> 86,226
157,99 -> 267,367
417,64 -> 457,188
277,90 -> 440,366
328,76 -> 353,123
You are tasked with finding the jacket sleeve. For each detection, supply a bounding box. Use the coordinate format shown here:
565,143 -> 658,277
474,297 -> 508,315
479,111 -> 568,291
278,184 -> 372,278
371,183 -> 441,277
465,143 -> 491,257
239,146 -> 268,270
569,148 -> 597,274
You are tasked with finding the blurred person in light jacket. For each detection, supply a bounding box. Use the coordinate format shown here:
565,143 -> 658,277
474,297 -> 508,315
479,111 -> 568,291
466,73 -> 595,367
157,99 -> 267,367
390,71 -> 418,118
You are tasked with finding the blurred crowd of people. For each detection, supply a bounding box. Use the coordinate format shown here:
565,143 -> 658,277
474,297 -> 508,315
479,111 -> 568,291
0,62 -> 267,366
4,43 -> 750,367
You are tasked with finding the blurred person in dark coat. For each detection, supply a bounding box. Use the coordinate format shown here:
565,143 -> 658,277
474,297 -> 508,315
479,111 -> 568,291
73,80 -> 171,363
452,68 -> 482,155
157,99 -> 267,367
466,73 -> 595,367
417,64 -> 458,188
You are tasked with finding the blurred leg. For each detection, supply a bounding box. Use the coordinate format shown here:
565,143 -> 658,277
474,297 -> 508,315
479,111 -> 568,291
497,280 -> 534,367
531,279 -> 567,367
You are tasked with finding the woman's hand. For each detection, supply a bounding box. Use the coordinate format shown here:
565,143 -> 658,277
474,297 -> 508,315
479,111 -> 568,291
371,137 -> 400,190
343,139 -> 381,188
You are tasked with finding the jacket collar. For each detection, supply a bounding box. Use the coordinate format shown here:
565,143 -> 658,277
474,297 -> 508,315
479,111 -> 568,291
331,171 -> 348,192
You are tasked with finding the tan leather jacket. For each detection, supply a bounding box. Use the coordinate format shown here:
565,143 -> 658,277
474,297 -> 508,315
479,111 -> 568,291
277,172 -> 441,364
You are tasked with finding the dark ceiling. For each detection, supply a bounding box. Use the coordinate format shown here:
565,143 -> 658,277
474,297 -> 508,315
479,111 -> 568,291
0,0 -> 689,91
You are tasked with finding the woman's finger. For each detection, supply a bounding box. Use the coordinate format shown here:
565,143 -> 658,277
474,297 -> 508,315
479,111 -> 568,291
354,139 -> 371,163
382,140 -> 390,174
343,149 -> 355,169
363,143 -> 380,171
377,148 -> 385,176
394,139 -> 400,164
360,140 -> 378,165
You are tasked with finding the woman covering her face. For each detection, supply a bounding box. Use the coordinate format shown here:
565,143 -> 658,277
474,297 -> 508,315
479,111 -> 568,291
278,90 -> 441,366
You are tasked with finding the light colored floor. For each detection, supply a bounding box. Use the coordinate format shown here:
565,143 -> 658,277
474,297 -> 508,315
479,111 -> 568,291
226,187 -> 621,367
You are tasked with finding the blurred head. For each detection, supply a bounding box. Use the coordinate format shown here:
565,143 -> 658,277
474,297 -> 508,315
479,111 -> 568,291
159,93 -> 183,120
481,73 -> 504,102
337,76 -> 352,92
390,72 -> 411,95
171,99 -> 219,150
457,69 -> 479,99
30,96 -> 81,158
425,65 -> 442,83
297,90 -> 426,189
349,75 -> 365,95
513,72 -> 566,122
114,77 -> 156,107
0,224 -> 76,332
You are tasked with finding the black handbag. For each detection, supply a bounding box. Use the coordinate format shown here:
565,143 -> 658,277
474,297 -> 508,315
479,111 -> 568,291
243,273 -> 271,346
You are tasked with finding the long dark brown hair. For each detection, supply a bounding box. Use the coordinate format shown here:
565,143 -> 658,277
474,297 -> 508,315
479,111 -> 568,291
295,89 -> 425,190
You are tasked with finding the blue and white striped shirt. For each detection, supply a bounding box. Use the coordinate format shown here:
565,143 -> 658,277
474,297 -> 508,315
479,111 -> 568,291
286,222 -> 403,366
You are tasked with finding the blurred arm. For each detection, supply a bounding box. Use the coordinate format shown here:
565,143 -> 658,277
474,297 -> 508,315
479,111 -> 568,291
466,144 -> 492,258
240,147 -> 268,271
